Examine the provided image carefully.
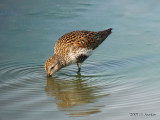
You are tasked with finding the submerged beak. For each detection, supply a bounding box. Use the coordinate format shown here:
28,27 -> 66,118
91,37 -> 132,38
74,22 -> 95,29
47,74 -> 52,77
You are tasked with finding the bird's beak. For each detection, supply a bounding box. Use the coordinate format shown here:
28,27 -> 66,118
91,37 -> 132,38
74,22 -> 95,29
47,74 -> 52,77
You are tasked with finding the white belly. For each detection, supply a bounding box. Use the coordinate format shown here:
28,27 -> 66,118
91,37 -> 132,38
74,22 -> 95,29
68,48 -> 93,64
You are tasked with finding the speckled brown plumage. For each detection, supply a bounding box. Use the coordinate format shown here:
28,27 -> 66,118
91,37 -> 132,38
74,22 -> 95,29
45,28 -> 112,77
55,28 -> 112,49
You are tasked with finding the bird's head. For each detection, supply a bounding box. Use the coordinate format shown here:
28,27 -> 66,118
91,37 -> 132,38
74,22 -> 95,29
44,55 -> 62,77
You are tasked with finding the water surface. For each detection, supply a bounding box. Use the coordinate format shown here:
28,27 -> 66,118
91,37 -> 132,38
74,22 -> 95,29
0,0 -> 160,120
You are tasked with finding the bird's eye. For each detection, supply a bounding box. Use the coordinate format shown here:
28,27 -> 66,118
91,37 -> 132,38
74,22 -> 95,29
51,66 -> 54,70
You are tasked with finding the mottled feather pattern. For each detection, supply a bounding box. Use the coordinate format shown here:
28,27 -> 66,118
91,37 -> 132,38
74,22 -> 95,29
45,28 -> 112,76
53,28 -> 112,65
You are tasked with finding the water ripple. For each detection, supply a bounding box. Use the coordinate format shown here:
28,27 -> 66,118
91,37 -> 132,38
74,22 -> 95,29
0,54 -> 160,118
0,61 -> 45,86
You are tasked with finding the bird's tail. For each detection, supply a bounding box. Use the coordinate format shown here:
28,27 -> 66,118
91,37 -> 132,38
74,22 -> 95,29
97,28 -> 112,43
102,28 -> 112,38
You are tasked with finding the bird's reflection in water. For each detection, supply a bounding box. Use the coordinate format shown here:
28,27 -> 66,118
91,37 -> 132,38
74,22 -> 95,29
45,73 -> 109,117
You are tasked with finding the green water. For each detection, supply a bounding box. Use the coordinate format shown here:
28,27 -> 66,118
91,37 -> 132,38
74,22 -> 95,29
0,0 -> 160,120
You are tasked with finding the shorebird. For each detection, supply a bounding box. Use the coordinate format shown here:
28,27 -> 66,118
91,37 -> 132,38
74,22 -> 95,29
45,28 -> 112,77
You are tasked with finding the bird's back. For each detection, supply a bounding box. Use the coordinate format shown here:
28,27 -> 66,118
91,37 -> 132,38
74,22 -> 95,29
54,28 -> 112,64
54,28 -> 112,51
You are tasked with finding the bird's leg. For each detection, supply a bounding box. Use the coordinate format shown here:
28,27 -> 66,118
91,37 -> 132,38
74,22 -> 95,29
77,63 -> 82,72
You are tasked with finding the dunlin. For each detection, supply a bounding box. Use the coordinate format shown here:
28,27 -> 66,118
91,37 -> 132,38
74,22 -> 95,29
45,28 -> 112,77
